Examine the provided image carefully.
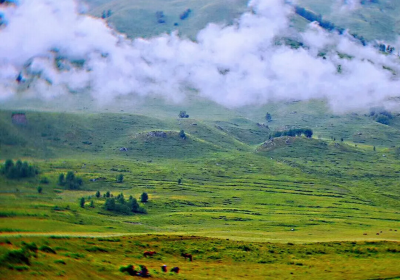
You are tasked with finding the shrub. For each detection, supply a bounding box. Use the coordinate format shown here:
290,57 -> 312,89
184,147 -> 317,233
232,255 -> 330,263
39,177 -> 49,184
265,112 -> 272,122
2,248 -> 31,265
39,245 -> 56,254
85,246 -> 108,253
80,197 -> 85,208
54,259 -> 66,265
116,174 -> 124,183
37,186 -> 42,194
179,130 -> 186,139
178,111 -> 189,118
22,242 -> 38,254
95,191 -> 100,198
119,264 -> 137,276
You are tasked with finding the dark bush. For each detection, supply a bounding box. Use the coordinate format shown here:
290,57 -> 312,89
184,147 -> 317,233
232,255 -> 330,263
119,264 -> 137,276
39,245 -> 56,254
141,192 -> 148,203
85,246 -> 108,253
22,242 -> 38,254
2,248 -> 30,265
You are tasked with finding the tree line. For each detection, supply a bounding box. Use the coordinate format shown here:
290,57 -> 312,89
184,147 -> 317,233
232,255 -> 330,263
1,159 -> 38,179
272,128 -> 313,138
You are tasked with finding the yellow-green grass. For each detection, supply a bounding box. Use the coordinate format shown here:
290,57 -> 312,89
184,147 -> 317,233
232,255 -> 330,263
1,235 -> 400,279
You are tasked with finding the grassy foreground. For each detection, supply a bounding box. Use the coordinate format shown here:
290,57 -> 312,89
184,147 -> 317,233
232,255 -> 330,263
1,235 -> 400,280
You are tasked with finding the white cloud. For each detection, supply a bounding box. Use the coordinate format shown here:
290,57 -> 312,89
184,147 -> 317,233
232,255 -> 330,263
0,0 -> 399,111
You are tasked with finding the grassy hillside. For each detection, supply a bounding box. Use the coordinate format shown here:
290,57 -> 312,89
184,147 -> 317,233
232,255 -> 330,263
1,107 -> 400,278
84,0 -> 400,42
85,0 -> 249,39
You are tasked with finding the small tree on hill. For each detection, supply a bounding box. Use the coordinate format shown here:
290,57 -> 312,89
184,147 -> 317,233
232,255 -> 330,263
128,197 -> 139,212
116,174 -> 124,183
104,198 -> 116,211
90,200 -> 95,208
37,186 -> 42,194
58,173 -> 65,186
179,130 -> 186,139
141,192 -> 149,203
96,191 -> 100,198
80,197 -> 85,208
106,191 -> 111,198
304,128 -> 313,138
265,113 -> 272,122
179,111 -> 189,118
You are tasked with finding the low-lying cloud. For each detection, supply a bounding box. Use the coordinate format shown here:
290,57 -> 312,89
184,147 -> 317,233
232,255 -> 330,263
0,0 -> 399,112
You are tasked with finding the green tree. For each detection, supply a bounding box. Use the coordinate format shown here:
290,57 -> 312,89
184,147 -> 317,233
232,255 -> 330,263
179,130 -> 186,139
4,159 -> 14,174
66,171 -> 75,185
58,173 -> 65,186
104,198 -> 116,211
128,197 -> 139,212
179,111 -> 189,118
265,113 -> 272,122
117,193 -> 125,204
106,191 -> 111,198
37,186 -> 42,194
304,128 -> 313,138
141,192 -> 149,203
116,174 -> 124,183
95,191 -> 100,198
80,197 -> 85,208
90,200 -> 95,208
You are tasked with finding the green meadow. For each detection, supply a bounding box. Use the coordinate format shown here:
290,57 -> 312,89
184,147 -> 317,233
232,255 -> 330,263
1,100 -> 400,278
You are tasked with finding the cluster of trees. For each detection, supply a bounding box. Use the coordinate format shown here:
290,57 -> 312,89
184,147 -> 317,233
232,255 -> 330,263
378,44 -> 395,54
294,6 -> 338,32
369,109 -> 393,125
294,5 -> 368,46
103,193 -> 146,215
1,159 -> 38,179
58,171 -> 83,190
179,111 -> 189,118
101,9 -> 112,19
272,128 -> 313,138
83,191 -> 148,214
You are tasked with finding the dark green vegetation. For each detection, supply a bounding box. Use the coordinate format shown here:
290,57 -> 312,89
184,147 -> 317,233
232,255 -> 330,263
1,101 -> 400,278
1,159 -> 38,179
